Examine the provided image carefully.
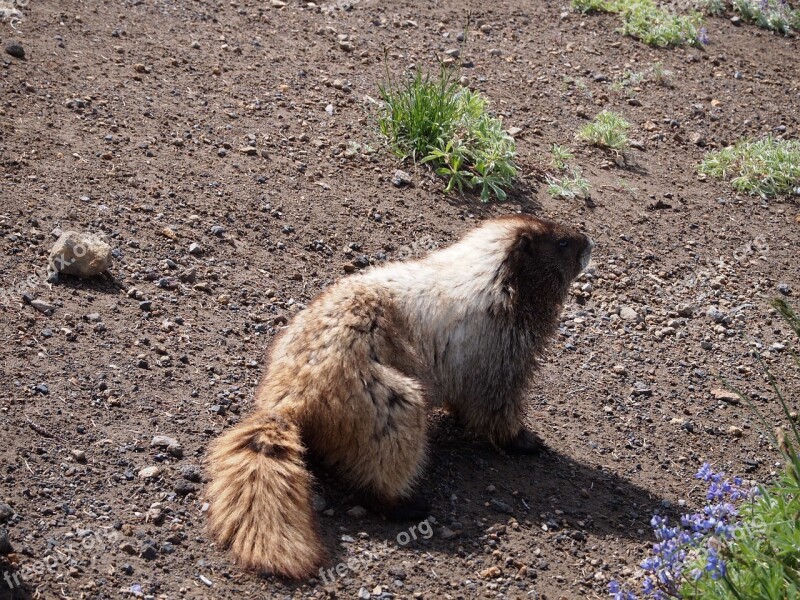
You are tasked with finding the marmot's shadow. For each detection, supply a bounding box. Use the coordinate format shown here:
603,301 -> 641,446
305,410 -> 663,583
0,559 -> 31,600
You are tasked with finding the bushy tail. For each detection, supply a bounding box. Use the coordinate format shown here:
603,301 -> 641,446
205,411 -> 325,579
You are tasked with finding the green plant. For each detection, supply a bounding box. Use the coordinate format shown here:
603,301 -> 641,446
546,168 -> 590,199
578,110 -> 631,152
617,0 -> 705,46
572,0 -> 706,46
732,0 -> 800,34
701,0 -> 727,16
649,61 -> 672,87
378,66 -> 462,163
550,144 -> 575,170
698,136 -> 800,197
378,65 -> 517,201
573,0 -> 611,13
611,62 -> 673,95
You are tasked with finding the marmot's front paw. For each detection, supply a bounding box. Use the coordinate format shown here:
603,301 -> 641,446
502,428 -> 547,455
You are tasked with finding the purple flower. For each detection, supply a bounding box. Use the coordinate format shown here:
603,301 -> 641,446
705,549 -> 727,580
698,27 -> 709,45
608,580 -> 638,600
642,577 -> 655,594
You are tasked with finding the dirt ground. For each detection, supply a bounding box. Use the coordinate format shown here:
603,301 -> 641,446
1,0 -> 799,598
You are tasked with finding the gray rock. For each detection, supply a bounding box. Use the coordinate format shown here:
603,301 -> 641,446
0,502 -> 13,523
5,42 -> 25,59
30,298 -> 55,315
188,242 -> 203,256
346,505 -> 367,518
138,466 -> 160,479
489,499 -> 513,514
440,526 -> 460,539
151,435 -> 179,448
777,283 -> 791,295
174,480 -> 197,496
392,170 -> 413,187
631,382 -> 653,397
620,306 -> 637,321
167,443 -> 183,458
140,543 -> 158,560
180,464 -> 202,482
48,231 -> 113,279
179,267 -> 197,283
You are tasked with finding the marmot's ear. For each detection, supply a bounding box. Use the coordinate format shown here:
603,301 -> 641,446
516,232 -> 533,253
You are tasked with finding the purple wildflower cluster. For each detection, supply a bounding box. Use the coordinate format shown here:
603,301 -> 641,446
608,463 -> 751,600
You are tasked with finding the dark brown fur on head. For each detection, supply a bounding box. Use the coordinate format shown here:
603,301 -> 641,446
500,216 -> 593,322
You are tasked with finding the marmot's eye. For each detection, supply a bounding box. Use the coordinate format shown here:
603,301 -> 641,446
558,238 -> 569,247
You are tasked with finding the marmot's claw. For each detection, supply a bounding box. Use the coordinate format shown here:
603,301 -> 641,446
502,428 -> 547,455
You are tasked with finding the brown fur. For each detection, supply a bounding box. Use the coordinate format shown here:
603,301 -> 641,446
205,215 -> 593,579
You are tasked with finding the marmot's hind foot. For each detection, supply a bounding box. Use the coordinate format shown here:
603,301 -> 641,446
501,428 -> 547,455
359,491 -> 431,522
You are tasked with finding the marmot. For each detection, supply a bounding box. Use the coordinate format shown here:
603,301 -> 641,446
205,215 -> 593,579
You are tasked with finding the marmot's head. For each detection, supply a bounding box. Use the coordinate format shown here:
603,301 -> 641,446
499,216 -> 594,308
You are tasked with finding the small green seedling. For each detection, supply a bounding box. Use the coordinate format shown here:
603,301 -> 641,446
578,110 -> 631,152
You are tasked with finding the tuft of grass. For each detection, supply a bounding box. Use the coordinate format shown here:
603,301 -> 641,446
578,110 -> 631,152
378,67 -> 462,164
378,65 -> 517,202
732,0 -> 800,34
649,61 -> 672,87
550,144 -> 575,170
698,136 -> 800,197
611,62 -> 673,95
572,0 -> 706,46
546,168 -> 591,200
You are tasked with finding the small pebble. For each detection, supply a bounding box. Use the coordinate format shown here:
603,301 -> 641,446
180,464 -> 202,482
346,505 -> 367,518
0,503 -> 13,523
138,466 -> 160,479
